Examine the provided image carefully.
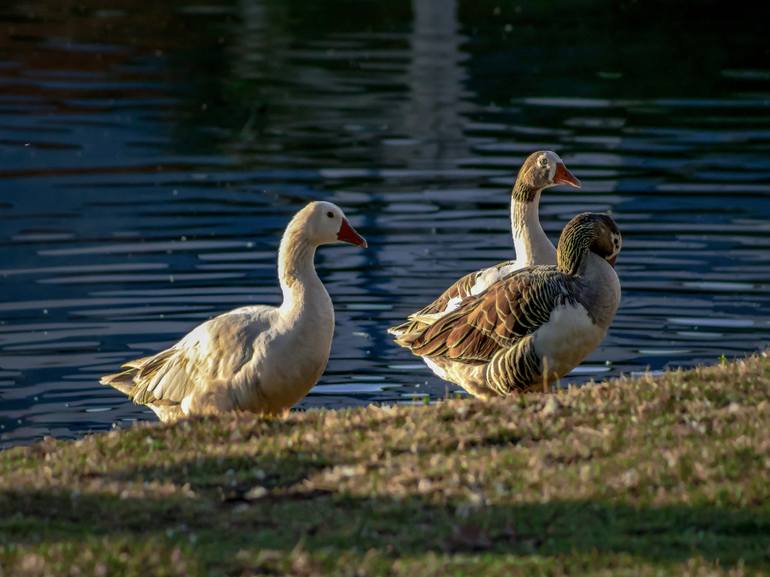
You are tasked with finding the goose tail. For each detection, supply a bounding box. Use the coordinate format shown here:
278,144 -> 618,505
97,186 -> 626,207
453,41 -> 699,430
100,367 -> 138,396
388,320 -> 430,347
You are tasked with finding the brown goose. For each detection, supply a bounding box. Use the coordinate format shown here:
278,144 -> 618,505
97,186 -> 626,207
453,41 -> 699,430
388,150 -> 581,343
393,213 -> 621,399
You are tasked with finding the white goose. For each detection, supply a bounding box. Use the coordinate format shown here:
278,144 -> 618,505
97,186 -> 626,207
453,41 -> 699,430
101,201 -> 367,422
389,150 -> 581,342
395,213 -> 621,399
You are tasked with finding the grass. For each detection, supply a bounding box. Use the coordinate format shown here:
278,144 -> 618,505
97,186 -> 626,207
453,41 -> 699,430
1,354 -> 769,576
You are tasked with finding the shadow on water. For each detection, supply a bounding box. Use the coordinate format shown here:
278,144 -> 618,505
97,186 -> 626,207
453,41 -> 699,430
1,0 -> 770,446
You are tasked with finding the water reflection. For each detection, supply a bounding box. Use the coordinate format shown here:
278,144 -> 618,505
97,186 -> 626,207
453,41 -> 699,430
1,0 -> 769,447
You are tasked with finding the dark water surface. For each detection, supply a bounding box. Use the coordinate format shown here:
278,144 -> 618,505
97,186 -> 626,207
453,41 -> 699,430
1,0 -> 769,447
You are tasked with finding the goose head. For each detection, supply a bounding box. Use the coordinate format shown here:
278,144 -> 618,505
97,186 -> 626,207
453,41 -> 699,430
302,201 -> 368,248
557,212 -> 621,275
514,151 -> 581,202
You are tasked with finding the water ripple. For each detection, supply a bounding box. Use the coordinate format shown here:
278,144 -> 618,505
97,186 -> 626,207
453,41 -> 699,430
1,0 -> 770,447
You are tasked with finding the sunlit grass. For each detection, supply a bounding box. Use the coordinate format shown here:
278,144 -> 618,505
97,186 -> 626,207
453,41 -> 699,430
1,353 -> 769,576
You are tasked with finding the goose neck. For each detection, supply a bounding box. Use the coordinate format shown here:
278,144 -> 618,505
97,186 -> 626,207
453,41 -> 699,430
510,188 -> 551,266
277,225 -> 320,313
557,234 -> 590,276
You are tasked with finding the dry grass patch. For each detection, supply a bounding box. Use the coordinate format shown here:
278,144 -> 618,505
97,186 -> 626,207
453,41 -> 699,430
1,354 -> 769,576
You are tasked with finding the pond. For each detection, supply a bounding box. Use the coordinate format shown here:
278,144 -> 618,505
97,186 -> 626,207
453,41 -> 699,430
1,0 -> 769,447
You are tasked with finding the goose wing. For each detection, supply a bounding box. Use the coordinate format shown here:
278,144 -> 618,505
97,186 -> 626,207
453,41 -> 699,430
101,307 -> 274,406
408,266 -> 573,363
388,259 -> 519,338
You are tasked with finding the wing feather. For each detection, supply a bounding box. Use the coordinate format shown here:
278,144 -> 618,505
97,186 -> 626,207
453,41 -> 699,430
409,266 -> 574,363
102,307 -> 273,406
388,260 -> 518,340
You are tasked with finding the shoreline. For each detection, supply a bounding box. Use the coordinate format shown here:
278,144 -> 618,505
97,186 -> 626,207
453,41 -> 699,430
1,353 -> 769,576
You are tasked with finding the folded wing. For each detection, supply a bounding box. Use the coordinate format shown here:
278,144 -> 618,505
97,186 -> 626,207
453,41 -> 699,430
101,307 -> 272,406
388,259 -> 517,340
408,267 -> 574,364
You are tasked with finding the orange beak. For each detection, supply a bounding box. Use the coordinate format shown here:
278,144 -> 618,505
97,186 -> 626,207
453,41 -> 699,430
337,218 -> 367,248
554,163 -> 581,188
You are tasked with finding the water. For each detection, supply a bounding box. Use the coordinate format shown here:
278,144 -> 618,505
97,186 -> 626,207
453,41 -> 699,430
1,0 -> 769,447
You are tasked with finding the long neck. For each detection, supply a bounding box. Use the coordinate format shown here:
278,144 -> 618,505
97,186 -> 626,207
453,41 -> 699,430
557,234 -> 590,276
510,182 -> 553,266
277,221 -> 321,313
578,252 -> 621,328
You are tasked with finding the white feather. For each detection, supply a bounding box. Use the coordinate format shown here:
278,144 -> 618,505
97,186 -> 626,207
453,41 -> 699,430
533,303 -> 605,379
103,201 -> 358,421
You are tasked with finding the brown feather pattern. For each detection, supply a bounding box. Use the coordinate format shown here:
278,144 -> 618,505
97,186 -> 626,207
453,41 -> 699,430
388,260 -> 516,341
410,267 -> 577,366
557,213 -> 620,275
388,151 -> 559,342
393,211 -> 621,395
485,336 -> 541,395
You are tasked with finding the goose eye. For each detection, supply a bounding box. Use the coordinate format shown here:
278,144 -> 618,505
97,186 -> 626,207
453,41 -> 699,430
327,211 -> 334,218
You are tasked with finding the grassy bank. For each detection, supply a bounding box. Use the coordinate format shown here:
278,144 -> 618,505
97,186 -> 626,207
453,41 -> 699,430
1,354 -> 769,576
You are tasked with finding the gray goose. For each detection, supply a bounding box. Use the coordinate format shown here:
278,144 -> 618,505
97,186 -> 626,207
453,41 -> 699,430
388,151 -> 581,344
394,213 -> 621,399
